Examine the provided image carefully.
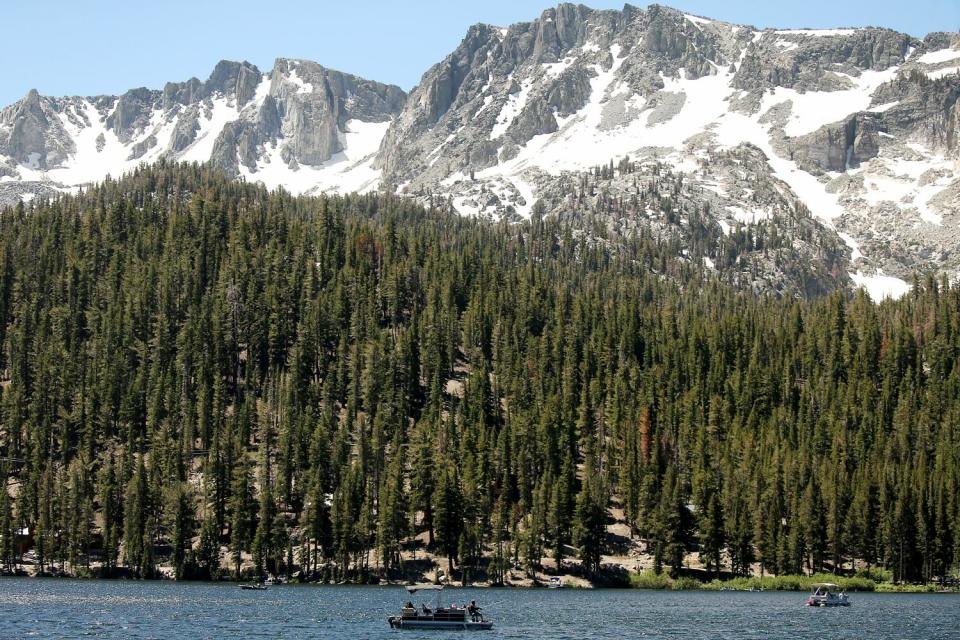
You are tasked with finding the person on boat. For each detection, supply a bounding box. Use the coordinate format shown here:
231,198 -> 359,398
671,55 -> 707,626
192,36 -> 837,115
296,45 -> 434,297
404,601 -> 415,609
421,603 -> 432,615
468,600 -> 481,621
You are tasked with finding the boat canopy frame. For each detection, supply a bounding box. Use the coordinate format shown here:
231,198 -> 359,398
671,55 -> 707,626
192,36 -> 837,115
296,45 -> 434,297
405,584 -> 444,593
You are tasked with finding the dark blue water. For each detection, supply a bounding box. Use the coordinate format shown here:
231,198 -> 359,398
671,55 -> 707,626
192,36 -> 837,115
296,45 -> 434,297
0,579 -> 956,639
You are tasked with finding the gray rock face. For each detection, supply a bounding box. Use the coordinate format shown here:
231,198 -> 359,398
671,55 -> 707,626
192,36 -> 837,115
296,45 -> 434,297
784,113 -> 882,172
641,4 -> 726,78
531,3 -> 592,62
168,107 -> 200,153
270,60 -> 343,165
373,2 -> 960,298
162,60 -> 262,111
544,66 -> 593,116
870,73 -> 960,156
162,78 -> 203,111
205,59 -> 405,174
376,3 -> 754,189
0,56 -> 404,193
0,89 -> 75,168
209,95 -> 282,174
205,60 -> 261,107
106,88 -> 161,143
734,29 -> 916,93
158,61 -> 264,151
508,95 -> 559,143
127,133 -> 158,161
923,32 -> 960,51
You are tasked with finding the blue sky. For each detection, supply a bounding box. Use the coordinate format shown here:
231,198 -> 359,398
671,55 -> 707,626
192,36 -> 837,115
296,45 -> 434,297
4,0 -> 958,106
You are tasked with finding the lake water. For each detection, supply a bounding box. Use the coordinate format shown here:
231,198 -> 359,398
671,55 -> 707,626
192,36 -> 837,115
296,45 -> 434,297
0,579 -> 957,639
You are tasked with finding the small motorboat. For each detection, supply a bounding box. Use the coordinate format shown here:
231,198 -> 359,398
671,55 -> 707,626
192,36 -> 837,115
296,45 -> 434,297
240,582 -> 268,591
805,583 -> 850,607
547,577 -> 563,589
388,584 -> 493,630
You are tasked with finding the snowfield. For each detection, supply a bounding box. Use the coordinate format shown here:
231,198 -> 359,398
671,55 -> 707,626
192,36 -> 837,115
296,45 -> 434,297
240,119 -> 390,196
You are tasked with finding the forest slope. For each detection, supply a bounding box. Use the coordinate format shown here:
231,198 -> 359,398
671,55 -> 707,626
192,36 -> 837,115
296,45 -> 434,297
0,163 -> 957,585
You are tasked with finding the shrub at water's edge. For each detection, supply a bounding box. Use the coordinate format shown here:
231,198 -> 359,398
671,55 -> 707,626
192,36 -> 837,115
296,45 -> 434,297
704,574 -> 875,592
628,571 -> 703,590
630,571 -> 675,589
630,571 -> 879,591
874,582 -> 950,593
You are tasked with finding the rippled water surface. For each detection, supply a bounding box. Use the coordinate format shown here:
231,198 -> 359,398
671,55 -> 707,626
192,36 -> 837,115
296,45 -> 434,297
0,578 -> 957,639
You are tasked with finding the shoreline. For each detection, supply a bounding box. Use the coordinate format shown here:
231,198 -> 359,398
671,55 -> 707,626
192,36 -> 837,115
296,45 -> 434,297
2,569 -> 957,594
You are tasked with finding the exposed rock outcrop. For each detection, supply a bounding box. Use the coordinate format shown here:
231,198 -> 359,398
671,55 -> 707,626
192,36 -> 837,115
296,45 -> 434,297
0,89 -> 75,168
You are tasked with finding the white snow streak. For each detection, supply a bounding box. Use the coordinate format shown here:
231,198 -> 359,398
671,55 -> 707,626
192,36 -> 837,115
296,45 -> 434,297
851,271 -> 911,301
917,48 -> 960,64
240,119 -> 390,196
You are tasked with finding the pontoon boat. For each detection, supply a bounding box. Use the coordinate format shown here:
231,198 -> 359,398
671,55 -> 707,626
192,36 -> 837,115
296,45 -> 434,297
388,584 -> 493,630
805,583 -> 850,607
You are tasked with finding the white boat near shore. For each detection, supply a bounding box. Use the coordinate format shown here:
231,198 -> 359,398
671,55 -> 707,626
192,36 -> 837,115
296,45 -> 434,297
806,583 -> 851,607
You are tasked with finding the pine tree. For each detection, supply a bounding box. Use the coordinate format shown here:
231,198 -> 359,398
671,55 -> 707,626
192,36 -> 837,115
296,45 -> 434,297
700,489 -> 725,577
97,456 -> 121,574
252,474 -> 276,578
410,422 -> 436,547
573,471 -> 607,576
228,448 -> 255,578
123,458 -> 149,575
167,482 -> 196,580
197,510 -> 221,580
0,481 -> 14,572
433,464 -> 462,579
377,438 -> 406,574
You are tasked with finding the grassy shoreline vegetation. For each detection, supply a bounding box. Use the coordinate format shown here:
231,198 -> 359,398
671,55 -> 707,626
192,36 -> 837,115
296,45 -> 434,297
628,567 -> 959,592
630,570 -> 880,592
1,163 -> 959,591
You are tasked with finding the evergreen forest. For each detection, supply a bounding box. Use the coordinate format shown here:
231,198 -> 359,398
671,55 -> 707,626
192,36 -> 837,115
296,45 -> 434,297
0,162 -> 957,586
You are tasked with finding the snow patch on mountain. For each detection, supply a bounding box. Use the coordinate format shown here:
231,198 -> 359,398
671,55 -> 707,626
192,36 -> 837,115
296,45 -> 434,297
927,66 -> 960,80
762,68 -> 901,137
179,96 -> 242,163
851,271 -> 911,301
917,48 -> 960,64
286,66 -> 315,95
491,76 -> 534,140
16,99 -> 174,187
240,119 -> 389,195
773,28 -> 857,37
728,205 -> 771,224
543,57 -> 575,79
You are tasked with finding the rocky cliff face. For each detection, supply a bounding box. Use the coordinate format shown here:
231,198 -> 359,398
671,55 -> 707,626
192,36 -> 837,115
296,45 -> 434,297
0,89 -> 74,170
374,3 -> 958,299
0,58 -> 405,199
376,4 -> 754,191
1,3 -> 958,300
